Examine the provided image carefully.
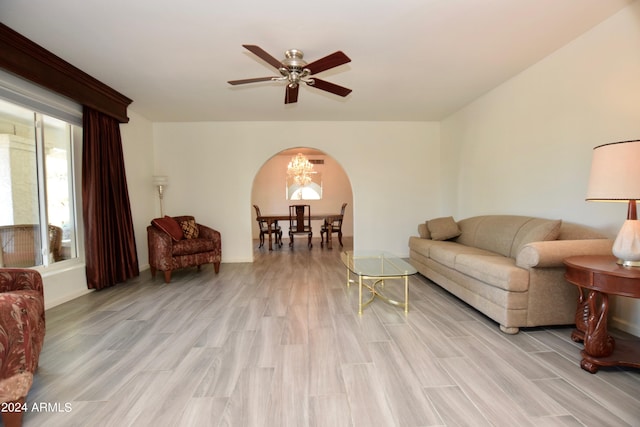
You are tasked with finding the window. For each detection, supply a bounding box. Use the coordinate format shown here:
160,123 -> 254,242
285,153 -> 323,200
0,97 -> 79,267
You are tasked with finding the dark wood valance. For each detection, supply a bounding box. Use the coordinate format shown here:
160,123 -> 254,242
0,23 -> 132,123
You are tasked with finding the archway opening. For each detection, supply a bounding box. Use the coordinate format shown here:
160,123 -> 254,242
250,147 -> 353,252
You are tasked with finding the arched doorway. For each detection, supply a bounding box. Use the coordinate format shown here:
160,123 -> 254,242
250,147 -> 353,251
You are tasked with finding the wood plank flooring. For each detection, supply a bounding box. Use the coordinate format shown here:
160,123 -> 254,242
23,237 -> 640,426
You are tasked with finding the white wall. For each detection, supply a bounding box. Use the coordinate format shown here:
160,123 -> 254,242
152,121 -> 440,261
441,2 -> 640,335
251,150 -> 354,240
120,110 -> 156,271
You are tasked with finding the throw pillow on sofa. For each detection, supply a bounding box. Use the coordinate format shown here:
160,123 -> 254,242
418,222 -> 431,239
427,216 -> 462,241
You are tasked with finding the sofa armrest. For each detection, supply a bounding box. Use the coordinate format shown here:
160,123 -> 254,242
0,269 -> 44,294
516,239 -> 614,269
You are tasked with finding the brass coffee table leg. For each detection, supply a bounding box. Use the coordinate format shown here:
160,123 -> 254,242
404,275 -> 409,313
358,276 -> 363,315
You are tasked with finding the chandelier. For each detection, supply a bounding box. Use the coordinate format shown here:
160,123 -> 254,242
287,153 -> 314,186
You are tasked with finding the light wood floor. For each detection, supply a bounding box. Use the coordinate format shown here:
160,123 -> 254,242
23,237 -> 640,426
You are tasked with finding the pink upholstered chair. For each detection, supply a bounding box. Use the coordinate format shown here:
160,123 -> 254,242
0,268 -> 46,427
147,215 -> 221,283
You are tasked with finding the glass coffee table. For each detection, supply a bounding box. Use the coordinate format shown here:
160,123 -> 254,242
341,250 -> 417,314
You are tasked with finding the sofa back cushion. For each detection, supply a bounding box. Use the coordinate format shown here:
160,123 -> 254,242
455,215 -> 561,258
510,218 -> 562,258
557,222 -> 607,240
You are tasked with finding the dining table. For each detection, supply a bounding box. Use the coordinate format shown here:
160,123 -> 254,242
257,213 -> 343,250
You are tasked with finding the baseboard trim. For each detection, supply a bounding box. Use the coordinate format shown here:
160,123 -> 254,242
611,316 -> 640,338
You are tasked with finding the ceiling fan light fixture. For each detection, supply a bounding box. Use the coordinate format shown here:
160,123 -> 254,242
228,45 -> 352,104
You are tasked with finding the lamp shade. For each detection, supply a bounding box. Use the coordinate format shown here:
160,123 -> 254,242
586,140 -> 640,202
153,175 -> 168,186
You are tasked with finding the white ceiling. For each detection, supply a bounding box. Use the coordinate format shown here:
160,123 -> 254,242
0,0 -> 634,122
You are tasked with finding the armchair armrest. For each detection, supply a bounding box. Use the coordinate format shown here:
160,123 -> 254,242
516,239 -> 614,269
147,225 -> 174,270
0,268 -> 44,294
0,268 -> 45,404
197,224 -> 221,245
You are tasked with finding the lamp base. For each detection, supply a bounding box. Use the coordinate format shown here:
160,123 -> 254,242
617,259 -> 640,267
612,219 -> 640,268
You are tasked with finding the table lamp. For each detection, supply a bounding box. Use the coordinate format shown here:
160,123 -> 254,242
152,175 -> 168,217
586,140 -> 640,267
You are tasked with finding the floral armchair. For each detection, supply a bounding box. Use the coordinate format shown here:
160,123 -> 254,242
0,268 -> 46,426
147,215 -> 221,283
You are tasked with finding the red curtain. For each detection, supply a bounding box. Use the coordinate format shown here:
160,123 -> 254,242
82,106 -> 139,289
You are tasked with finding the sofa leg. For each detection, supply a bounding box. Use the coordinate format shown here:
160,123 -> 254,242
163,270 -> 172,283
214,262 -> 220,274
500,325 -> 519,334
1,398 -> 25,427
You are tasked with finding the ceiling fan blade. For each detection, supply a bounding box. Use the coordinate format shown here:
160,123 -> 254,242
228,77 -> 276,85
305,51 -> 351,75
307,78 -> 352,97
285,85 -> 299,104
242,44 -> 283,70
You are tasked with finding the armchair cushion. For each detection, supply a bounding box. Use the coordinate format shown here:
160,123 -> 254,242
172,238 -> 217,256
179,219 -> 199,239
0,269 -> 45,403
152,216 -> 184,241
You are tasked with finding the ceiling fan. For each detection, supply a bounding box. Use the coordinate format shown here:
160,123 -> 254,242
228,44 -> 352,104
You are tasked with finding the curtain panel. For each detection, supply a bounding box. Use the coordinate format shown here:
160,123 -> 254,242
82,106 -> 139,289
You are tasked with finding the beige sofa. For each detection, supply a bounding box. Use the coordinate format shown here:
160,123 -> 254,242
408,215 -> 613,334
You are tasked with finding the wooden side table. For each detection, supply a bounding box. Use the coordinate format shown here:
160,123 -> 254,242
563,255 -> 640,373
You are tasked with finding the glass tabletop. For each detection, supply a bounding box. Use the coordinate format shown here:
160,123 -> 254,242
341,250 -> 417,278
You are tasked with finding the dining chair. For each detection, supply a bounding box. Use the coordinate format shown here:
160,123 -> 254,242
253,205 -> 282,248
321,202 -> 347,248
289,204 -> 313,249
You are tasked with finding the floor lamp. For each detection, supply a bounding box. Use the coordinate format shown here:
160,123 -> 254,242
153,175 -> 168,217
586,140 -> 640,267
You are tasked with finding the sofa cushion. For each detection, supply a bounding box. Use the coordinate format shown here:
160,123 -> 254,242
180,219 -> 200,239
429,242 -> 498,269
455,254 -> 530,292
427,216 -> 461,241
172,238 -> 216,256
510,218 -> 562,258
152,216 -> 184,241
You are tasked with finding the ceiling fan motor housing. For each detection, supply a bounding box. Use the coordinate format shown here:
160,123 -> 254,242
283,50 -> 307,70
